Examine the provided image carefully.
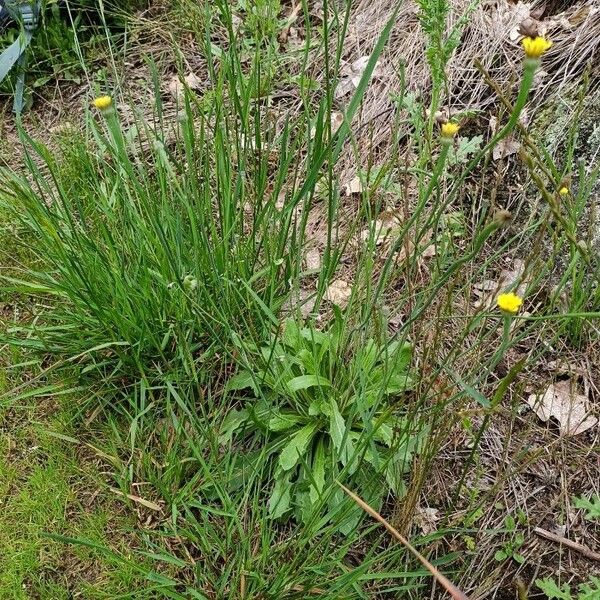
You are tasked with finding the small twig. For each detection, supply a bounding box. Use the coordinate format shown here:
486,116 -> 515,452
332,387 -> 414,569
290,584 -> 325,594
338,482 -> 471,600
534,527 -> 600,562
109,487 -> 163,512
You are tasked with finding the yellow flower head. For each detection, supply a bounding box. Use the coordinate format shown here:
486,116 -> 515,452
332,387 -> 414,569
93,95 -> 113,111
522,36 -> 552,59
441,122 -> 460,138
497,292 -> 523,314
559,186 -> 569,196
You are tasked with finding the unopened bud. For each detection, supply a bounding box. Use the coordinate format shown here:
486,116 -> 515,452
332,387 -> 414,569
493,209 -> 512,226
518,18 -> 539,38
183,275 -> 198,291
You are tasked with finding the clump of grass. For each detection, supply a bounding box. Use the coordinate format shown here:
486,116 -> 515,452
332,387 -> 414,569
0,0 -> 397,402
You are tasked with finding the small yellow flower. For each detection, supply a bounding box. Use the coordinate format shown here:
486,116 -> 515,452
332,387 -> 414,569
497,292 -> 523,314
522,36 -> 552,59
559,186 -> 569,196
93,95 -> 113,111
441,122 -> 460,138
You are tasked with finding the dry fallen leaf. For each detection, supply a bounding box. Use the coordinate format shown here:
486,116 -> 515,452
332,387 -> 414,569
493,137 -> 521,161
415,506 -> 440,535
507,2 -> 533,41
335,56 -> 383,99
304,248 -> 321,270
474,279 -> 499,295
231,13 -> 243,32
324,279 -> 352,308
168,72 -> 202,99
342,175 -> 365,196
330,111 -> 344,132
499,258 -> 526,294
286,26 -> 304,50
473,259 -> 527,308
184,72 -> 202,89
527,380 -> 598,436
421,244 -> 437,258
360,211 -> 402,245
275,190 -> 287,211
311,111 -> 344,139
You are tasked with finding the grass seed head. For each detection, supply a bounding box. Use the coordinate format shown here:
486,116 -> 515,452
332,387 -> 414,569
493,209 -> 512,227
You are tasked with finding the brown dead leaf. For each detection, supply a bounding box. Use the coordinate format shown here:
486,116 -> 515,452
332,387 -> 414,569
282,288 -> 316,319
392,224 -> 433,265
335,56 -> 383,99
304,248 -> 321,271
421,244 -> 437,258
275,191 -> 286,211
507,2 -> 533,41
473,259 -> 527,307
415,506 -> 440,535
286,26 -> 304,50
360,211 -> 402,245
527,380 -> 598,436
499,258 -> 527,296
474,279 -> 499,295
310,111 -> 344,140
330,111 -> 344,132
168,73 -> 202,99
324,279 -> 352,308
342,175 -> 365,196
493,137 -> 521,161
231,14 -> 243,33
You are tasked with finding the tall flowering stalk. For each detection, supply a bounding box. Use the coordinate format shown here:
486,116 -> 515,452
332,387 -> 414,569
449,29 -> 553,197
92,95 -> 128,163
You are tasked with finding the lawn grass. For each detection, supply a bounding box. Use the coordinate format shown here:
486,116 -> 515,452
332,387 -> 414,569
1,0 -> 599,598
0,391 -> 153,599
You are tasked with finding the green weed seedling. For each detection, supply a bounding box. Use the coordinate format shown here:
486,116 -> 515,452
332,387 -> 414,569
494,514 -> 526,565
536,496 -> 600,599
573,494 -> 600,520
536,577 -> 600,600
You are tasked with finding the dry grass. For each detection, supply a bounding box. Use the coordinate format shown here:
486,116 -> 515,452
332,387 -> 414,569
330,0 -> 600,177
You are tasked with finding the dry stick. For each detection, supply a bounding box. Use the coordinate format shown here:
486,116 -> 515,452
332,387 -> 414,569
240,572 -> 246,599
533,527 -> 600,562
338,482 -> 471,600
